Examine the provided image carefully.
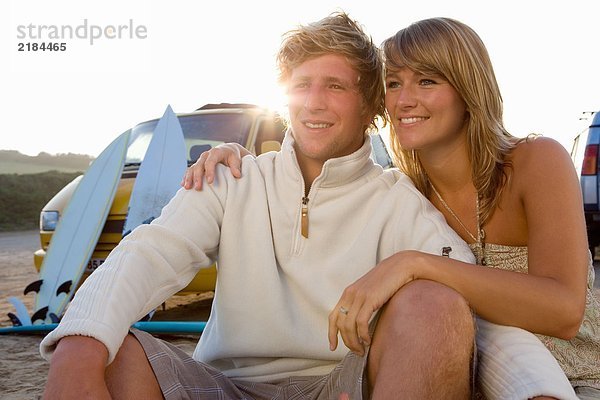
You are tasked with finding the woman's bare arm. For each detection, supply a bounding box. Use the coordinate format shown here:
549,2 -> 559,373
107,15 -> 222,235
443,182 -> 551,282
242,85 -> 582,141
330,138 -> 589,349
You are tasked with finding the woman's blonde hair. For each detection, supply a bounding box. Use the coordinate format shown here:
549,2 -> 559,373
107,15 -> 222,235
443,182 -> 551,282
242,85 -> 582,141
382,17 -> 515,223
277,12 -> 386,133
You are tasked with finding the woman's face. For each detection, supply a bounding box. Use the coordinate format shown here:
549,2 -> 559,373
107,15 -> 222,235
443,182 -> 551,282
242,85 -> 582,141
385,66 -> 468,154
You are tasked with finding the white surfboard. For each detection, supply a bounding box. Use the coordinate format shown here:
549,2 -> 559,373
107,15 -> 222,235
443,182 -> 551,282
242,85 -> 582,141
122,105 -> 187,236
26,130 -> 130,324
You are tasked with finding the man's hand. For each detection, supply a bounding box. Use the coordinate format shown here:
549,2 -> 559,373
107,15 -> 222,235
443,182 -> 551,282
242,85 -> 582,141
43,336 -> 111,400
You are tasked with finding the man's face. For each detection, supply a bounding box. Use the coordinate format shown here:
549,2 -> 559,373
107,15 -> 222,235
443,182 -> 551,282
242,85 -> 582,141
287,54 -> 369,171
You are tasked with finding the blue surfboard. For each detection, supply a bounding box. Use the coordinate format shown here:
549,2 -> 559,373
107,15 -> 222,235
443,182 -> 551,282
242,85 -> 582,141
0,321 -> 206,335
25,130 -> 131,324
122,105 -> 187,236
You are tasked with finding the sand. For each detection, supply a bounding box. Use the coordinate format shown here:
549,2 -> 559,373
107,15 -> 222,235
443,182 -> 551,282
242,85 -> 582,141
1,230 -> 599,399
0,230 -> 212,399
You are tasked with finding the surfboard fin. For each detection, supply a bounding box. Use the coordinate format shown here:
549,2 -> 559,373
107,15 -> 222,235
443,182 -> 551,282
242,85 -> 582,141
56,280 -> 72,296
31,306 -> 48,323
141,216 -> 156,225
24,279 -> 43,295
48,313 -> 60,323
8,296 -> 32,326
122,216 -> 155,238
139,309 -> 156,322
7,312 -> 22,327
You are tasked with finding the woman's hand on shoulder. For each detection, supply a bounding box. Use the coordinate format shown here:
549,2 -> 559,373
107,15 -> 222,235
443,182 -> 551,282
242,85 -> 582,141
181,143 -> 250,190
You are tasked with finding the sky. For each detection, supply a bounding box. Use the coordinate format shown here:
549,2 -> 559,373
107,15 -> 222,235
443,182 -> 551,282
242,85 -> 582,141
2,0 -> 600,157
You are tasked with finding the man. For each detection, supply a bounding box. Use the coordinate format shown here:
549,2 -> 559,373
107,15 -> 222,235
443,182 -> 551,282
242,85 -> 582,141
40,13 -> 477,399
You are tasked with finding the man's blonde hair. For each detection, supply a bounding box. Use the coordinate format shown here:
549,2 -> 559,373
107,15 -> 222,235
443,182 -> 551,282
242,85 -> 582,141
382,17 -> 516,223
277,12 -> 386,133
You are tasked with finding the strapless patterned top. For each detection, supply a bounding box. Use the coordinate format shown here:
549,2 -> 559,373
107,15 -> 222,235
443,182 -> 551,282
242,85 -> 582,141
469,242 -> 600,389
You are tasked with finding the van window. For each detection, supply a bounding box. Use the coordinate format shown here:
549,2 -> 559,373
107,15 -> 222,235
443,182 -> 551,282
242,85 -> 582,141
125,113 -> 254,164
125,121 -> 157,165
254,117 -> 286,154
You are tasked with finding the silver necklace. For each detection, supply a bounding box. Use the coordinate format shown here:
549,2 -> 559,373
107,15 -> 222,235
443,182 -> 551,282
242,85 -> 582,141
430,182 -> 487,265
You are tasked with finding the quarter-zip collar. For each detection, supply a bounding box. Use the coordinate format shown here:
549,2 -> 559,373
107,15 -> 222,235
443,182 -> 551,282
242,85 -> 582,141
280,130 -> 377,189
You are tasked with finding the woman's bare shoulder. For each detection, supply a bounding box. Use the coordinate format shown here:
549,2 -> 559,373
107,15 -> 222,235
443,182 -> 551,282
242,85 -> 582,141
510,135 -> 572,170
508,135 -> 579,201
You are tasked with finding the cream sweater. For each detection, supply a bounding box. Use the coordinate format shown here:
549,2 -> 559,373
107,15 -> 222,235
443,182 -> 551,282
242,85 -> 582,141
39,135 -> 577,398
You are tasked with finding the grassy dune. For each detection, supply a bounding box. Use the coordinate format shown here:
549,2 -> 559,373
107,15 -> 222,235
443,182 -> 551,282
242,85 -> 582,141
0,171 -> 82,231
0,160 -> 88,174
0,150 -> 93,175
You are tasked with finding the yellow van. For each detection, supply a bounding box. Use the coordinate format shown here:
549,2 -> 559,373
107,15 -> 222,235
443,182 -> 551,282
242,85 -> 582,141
34,104 -> 287,294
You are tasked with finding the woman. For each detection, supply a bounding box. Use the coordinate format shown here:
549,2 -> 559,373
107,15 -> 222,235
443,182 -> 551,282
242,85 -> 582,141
182,18 -> 600,397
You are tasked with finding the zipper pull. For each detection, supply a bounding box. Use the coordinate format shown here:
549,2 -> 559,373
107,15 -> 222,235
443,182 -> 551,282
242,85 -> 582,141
301,197 -> 309,238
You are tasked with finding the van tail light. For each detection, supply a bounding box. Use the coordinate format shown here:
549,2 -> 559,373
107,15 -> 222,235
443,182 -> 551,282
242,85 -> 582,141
582,144 -> 599,175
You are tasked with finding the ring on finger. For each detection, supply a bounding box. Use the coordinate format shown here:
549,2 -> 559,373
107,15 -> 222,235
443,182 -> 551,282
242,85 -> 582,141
339,306 -> 349,315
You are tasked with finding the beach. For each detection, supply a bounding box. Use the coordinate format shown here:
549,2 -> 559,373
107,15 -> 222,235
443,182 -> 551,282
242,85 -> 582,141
1,230 -> 599,399
0,230 -> 211,399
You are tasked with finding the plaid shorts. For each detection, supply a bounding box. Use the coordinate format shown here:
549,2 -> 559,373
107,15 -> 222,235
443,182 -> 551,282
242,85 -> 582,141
574,386 -> 600,400
131,329 -> 369,400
